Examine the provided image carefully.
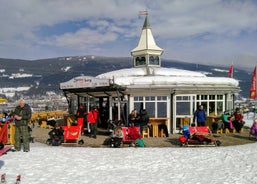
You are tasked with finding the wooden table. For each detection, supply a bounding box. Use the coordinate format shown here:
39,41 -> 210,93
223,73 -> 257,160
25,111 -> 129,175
149,118 -> 168,137
206,116 -> 221,128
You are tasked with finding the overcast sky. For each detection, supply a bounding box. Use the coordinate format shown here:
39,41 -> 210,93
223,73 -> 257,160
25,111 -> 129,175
0,0 -> 257,69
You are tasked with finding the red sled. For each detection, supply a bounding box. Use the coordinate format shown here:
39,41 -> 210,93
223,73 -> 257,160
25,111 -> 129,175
121,126 -> 141,144
179,126 -> 221,147
62,125 -> 83,144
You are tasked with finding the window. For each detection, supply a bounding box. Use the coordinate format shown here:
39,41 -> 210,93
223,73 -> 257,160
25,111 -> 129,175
133,96 -> 168,118
176,102 -> 190,115
154,56 -> 159,65
149,56 -> 155,65
135,56 -> 146,66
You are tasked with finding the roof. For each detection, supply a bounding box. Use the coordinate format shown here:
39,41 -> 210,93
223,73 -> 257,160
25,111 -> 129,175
131,16 -> 163,55
96,67 -> 239,91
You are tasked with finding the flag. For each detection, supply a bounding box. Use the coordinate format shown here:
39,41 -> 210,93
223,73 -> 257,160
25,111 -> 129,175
250,66 -> 257,99
228,65 -> 233,78
139,10 -> 148,15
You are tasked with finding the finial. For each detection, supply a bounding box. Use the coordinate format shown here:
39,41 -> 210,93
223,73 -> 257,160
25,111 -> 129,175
139,10 -> 148,16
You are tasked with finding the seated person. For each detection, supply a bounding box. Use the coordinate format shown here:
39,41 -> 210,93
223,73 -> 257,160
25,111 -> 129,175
48,123 -> 64,146
250,118 -> 257,140
221,111 -> 233,130
212,120 -> 224,132
158,123 -> 169,137
182,126 -> 190,140
110,126 -> 123,148
232,108 -> 245,133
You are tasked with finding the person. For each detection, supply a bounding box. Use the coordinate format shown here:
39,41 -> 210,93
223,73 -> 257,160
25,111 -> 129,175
138,109 -> 150,135
48,123 -> 64,146
76,105 -> 87,134
87,106 -> 98,139
193,105 -> 206,127
158,123 -> 169,137
221,111 -> 233,130
110,126 -> 123,148
250,118 -> 257,140
92,106 -> 101,127
232,108 -> 245,133
128,109 -> 139,127
13,99 -> 32,152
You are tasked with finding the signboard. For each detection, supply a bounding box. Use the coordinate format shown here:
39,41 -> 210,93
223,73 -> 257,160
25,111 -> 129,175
60,76 -> 110,89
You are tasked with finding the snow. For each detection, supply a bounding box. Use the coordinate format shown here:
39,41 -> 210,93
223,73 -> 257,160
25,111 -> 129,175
96,67 -> 239,87
1,115 -> 257,184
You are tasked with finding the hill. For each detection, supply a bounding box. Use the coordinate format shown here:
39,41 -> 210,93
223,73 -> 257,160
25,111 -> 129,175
0,56 -> 252,99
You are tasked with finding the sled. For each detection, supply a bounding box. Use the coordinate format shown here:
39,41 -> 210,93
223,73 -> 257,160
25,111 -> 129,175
0,145 -> 13,156
179,126 -> 220,147
61,125 -> 84,145
121,126 -> 141,145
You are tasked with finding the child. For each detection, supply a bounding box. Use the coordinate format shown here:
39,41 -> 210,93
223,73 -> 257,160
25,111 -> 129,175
48,123 -> 64,146
250,118 -> 257,140
110,126 -> 123,148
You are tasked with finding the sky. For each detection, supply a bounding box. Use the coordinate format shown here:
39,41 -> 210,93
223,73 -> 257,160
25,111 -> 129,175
1,0 -> 257,69
1,116 -> 257,184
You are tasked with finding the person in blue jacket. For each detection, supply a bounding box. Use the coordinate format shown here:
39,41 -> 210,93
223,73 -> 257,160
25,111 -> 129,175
193,105 -> 206,127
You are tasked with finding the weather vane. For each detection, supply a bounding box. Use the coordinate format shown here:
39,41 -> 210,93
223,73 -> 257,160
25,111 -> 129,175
139,10 -> 148,16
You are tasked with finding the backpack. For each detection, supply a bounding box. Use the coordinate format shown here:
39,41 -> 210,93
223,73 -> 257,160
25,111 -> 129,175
135,138 -> 145,147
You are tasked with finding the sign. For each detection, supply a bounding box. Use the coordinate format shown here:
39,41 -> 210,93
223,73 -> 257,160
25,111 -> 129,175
60,76 -> 110,89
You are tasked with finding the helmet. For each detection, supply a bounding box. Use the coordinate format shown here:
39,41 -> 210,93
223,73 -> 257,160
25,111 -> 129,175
183,125 -> 189,131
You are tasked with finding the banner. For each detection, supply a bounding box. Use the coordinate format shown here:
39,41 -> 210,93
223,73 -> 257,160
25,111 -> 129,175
228,65 -> 233,78
250,67 -> 257,99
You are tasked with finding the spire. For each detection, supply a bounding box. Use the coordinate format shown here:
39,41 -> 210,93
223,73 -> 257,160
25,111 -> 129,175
131,15 -> 164,69
143,16 -> 151,29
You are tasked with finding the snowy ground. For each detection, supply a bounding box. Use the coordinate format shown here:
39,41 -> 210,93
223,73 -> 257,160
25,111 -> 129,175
1,113 -> 257,184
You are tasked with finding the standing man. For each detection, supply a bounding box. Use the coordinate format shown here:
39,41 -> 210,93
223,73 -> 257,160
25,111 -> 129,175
193,105 -> 206,127
87,107 -> 97,139
13,99 -> 32,152
76,105 -> 87,134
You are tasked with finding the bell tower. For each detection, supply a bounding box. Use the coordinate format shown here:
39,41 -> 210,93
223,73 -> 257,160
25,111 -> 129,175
131,14 -> 164,71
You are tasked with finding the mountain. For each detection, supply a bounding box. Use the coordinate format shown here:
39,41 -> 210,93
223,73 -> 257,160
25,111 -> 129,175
0,56 -> 252,99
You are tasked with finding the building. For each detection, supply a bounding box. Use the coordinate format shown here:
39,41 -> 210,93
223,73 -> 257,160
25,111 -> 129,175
60,16 -> 240,134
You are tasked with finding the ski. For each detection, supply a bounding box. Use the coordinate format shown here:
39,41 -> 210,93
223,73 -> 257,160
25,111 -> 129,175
15,175 -> 21,184
1,173 -> 6,184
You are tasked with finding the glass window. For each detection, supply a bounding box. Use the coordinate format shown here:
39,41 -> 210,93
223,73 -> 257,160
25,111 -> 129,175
217,95 -> 223,100
201,95 -> 208,100
154,56 -> 159,65
183,96 -> 189,100
139,57 -> 146,65
135,57 -> 140,66
157,102 -> 167,117
149,56 -> 155,65
209,95 -> 215,100
145,102 -> 155,117
134,102 -> 142,112
217,102 -> 223,116
176,96 -> 182,101
209,102 -> 215,116
133,95 -> 168,118
176,102 -> 190,115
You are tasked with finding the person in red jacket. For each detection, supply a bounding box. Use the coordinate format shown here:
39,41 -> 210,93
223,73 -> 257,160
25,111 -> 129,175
232,108 -> 245,133
87,106 -> 99,139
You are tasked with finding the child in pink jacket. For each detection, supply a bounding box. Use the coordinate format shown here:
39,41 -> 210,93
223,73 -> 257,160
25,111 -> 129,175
250,118 -> 257,140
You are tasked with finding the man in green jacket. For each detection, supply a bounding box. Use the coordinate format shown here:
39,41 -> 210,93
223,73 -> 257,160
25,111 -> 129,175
13,99 -> 32,152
